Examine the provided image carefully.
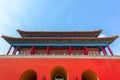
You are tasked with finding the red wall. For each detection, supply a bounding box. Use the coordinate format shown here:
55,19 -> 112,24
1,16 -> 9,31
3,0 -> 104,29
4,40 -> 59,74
0,58 -> 120,80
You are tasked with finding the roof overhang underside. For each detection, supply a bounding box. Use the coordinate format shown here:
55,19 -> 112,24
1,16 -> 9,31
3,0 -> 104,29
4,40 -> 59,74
2,36 -> 118,47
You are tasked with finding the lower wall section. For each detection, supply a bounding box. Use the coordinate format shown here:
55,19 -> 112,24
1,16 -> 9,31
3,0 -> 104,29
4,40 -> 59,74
0,58 -> 120,80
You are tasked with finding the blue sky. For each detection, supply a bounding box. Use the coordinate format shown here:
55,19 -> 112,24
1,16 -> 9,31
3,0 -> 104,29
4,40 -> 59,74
0,0 -> 120,55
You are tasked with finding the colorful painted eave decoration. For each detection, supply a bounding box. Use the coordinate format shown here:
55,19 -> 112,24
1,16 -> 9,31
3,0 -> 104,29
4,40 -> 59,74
17,29 -> 102,37
1,35 -> 118,47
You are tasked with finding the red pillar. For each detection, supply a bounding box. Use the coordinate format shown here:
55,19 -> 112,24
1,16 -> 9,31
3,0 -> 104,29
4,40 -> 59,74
12,49 -> 15,55
84,46 -> 88,55
107,46 -> 114,56
69,46 -> 72,55
100,46 -> 107,56
46,46 -> 50,55
13,46 -> 19,55
12,46 -> 18,55
6,45 -> 12,55
30,46 -> 35,55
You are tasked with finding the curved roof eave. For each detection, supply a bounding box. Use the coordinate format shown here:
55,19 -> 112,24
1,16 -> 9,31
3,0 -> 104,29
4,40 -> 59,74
1,35 -> 118,47
17,29 -> 103,37
1,35 -> 118,40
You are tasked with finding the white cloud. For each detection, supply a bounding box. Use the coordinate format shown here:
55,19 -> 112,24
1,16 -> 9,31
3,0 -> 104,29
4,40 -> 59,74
98,34 -> 106,38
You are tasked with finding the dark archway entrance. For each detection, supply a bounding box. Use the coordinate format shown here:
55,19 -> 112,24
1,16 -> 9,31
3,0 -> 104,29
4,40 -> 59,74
19,69 -> 37,80
82,70 -> 99,80
51,66 -> 68,80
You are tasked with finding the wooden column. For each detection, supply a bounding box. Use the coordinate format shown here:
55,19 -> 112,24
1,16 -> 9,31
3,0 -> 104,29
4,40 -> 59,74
69,46 -> 72,55
46,46 -> 50,55
84,46 -> 88,55
6,45 -> 12,55
100,46 -> 107,56
13,46 -> 19,55
12,46 -> 18,55
107,46 -> 114,56
30,46 -> 35,55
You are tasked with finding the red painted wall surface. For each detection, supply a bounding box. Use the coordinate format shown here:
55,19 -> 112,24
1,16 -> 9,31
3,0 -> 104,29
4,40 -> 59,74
0,58 -> 120,80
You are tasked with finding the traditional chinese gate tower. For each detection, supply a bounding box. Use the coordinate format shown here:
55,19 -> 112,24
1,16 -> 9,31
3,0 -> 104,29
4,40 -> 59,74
0,29 -> 120,80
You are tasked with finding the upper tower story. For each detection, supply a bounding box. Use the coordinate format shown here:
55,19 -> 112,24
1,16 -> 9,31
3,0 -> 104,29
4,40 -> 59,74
17,29 -> 102,38
1,29 -> 118,56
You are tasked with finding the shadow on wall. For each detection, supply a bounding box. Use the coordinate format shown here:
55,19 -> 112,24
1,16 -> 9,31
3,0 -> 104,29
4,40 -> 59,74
19,68 -> 99,80
81,69 -> 99,80
50,66 -> 68,80
19,69 -> 37,80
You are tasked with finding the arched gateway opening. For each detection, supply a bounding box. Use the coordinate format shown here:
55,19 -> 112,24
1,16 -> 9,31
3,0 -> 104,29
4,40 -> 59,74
82,70 -> 99,80
51,66 -> 68,80
19,69 -> 37,80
